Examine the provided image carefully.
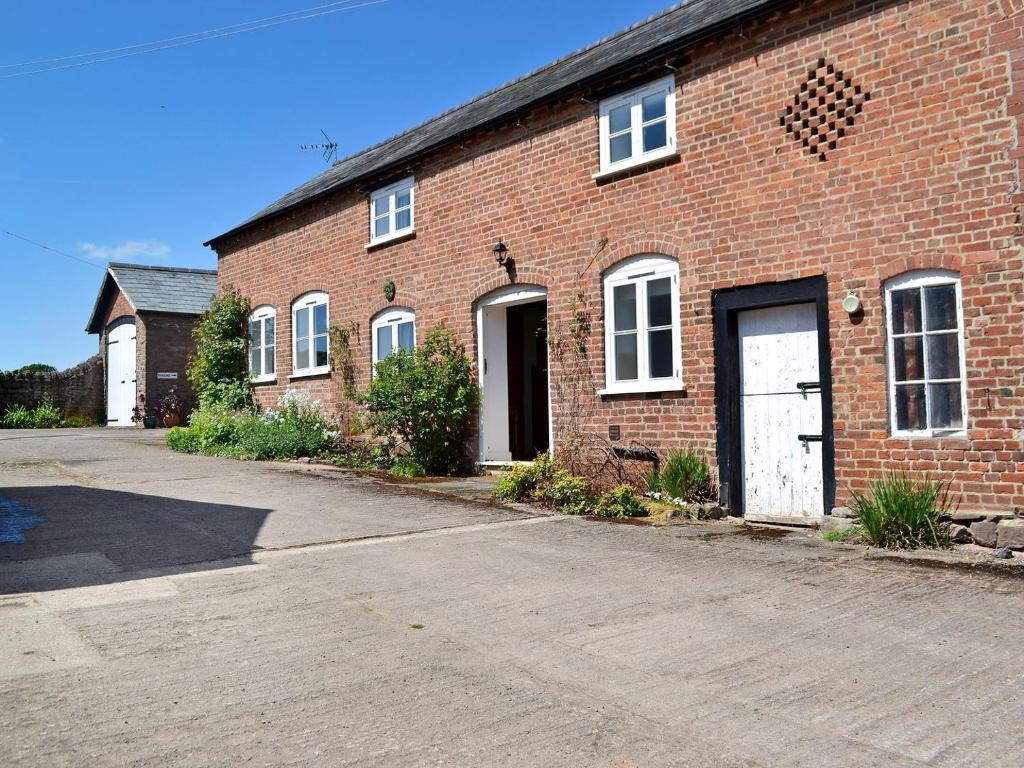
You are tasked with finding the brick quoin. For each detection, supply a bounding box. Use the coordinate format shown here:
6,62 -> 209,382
211,0 -> 1024,513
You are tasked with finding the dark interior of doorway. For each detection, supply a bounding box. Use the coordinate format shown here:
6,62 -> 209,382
506,301 -> 549,461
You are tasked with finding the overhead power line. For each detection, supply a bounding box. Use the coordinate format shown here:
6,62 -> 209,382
4,230 -> 104,270
1,0 -> 390,80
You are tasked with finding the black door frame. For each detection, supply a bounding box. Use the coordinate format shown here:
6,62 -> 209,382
712,276 -> 836,517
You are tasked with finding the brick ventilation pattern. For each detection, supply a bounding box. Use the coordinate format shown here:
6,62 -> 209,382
780,58 -> 870,161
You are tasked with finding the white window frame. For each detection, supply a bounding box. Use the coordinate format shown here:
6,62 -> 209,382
884,270 -> 968,438
248,305 -> 277,383
291,291 -> 330,378
600,255 -> 682,395
595,75 -> 677,178
368,176 -> 415,246
371,307 -> 416,368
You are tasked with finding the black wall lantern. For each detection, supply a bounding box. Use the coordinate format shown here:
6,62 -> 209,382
492,240 -> 509,268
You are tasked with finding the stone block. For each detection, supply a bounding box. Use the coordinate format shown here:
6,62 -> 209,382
969,520 -> 999,548
948,510 -> 986,523
946,523 -> 973,544
831,506 -> 857,519
996,519 -> 1024,550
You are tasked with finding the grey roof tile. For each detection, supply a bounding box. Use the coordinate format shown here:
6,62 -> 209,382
206,0 -> 777,246
86,263 -> 217,333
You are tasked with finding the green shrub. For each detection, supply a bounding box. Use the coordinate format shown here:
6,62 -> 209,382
60,414 -> 97,428
390,457 -> 427,478
594,484 -> 647,519
493,452 -> 557,502
361,324 -> 480,475
648,448 -> 715,503
849,473 -> 955,550
166,389 -> 337,461
1,399 -> 63,429
536,469 -> 592,515
187,289 -> 253,411
1,404 -> 33,429
18,363 -> 57,373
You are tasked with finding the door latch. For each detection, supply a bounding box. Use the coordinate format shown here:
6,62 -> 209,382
796,381 -> 821,392
797,434 -> 823,446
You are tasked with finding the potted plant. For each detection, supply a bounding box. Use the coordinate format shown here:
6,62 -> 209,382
152,387 -> 186,428
131,396 -> 158,429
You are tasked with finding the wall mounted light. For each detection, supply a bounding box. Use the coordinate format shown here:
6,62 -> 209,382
492,240 -> 509,268
842,291 -> 862,314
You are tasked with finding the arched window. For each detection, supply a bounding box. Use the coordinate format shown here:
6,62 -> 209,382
372,307 -> 416,365
601,255 -> 682,394
248,306 -> 276,382
292,291 -> 330,377
884,270 -> 966,435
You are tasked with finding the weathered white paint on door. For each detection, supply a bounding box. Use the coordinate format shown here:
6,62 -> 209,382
738,303 -> 824,519
106,323 -> 137,426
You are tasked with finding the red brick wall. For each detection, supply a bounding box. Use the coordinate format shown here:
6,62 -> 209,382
214,0 -> 1024,512
139,313 -> 200,419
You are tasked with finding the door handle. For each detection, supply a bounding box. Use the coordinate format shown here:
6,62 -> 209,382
797,434 -> 823,444
796,381 -> 821,392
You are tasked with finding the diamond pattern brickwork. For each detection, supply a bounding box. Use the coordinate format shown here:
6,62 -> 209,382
780,58 -> 870,162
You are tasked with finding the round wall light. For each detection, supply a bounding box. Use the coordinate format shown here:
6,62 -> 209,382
842,291 -> 862,314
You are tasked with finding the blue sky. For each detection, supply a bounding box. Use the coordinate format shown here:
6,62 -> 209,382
0,0 -> 670,370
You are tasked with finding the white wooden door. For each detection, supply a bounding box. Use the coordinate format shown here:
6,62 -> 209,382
738,303 -> 824,520
106,323 -> 137,426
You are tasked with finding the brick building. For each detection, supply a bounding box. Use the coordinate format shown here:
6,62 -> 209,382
86,263 -> 217,426
206,0 -> 1024,519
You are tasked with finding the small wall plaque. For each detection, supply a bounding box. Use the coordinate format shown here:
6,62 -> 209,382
157,372 -> 178,380
608,424 -> 621,441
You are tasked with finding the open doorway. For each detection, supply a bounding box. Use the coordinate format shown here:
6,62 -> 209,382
477,286 -> 551,463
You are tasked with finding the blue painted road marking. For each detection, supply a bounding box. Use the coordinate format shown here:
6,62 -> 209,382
0,493 -> 43,544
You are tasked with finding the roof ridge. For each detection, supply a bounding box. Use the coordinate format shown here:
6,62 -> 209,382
109,262 -> 217,275
324,2 -> 692,171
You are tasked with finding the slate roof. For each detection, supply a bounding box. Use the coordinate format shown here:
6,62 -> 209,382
86,263 -> 218,333
206,0 -> 779,246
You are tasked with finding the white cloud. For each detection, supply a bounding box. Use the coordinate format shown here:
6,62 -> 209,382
76,239 -> 171,261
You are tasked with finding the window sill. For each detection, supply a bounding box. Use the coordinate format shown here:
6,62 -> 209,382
598,382 -> 685,397
252,376 -> 277,386
592,148 -> 679,181
889,429 -> 969,441
289,368 -> 331,380
365,229 -> 416,250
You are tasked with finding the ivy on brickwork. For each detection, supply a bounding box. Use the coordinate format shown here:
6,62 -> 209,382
188,288 -> 253,411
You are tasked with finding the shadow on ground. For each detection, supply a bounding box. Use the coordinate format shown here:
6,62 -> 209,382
0,486 -> 270,594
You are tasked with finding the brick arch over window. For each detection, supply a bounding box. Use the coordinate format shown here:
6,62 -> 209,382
592,233 -> 691,280
879,252 -> 962,284
469,264 -> 553,306
367,283 -> 427,319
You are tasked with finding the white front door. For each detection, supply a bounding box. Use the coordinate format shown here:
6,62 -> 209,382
738,303 -> 824,520
106,323 -> 137,426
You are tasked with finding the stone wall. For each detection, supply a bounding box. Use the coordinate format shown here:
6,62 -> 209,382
0,356 -> 104,419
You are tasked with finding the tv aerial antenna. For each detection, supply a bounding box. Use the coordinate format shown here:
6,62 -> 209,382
300,129 -> 338,165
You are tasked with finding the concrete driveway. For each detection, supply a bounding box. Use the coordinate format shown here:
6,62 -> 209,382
1,429 -> 1022,767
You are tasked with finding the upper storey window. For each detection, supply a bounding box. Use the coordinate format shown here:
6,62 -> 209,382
597,76 -> 676,176
370,176 -> 415,245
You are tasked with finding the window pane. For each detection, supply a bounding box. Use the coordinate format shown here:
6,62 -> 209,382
926,333 -> 960,379
265,346 -> 275,375
397,321 -> 414,350
314,335 -> 329,368
613,284 -> 637,332
395,208 -> 411,231
374,195 -> 391,215
649,328 -> 673,378
609,104 -> 631,134
642,93 -> 667,122
375,216 -> 390,238
892,337 -> 924,382
396,189 -> 411,208
248,321 -> 260,346
614,333 -> 638,381
895,383 -> 927,431
296,338 -> 310,370
295,307 -> 309,340
647,277 -> 672,327
928,382 -> 963,430
264,317 -> 275,346
643,121 -> 667,152
610,132 -> 632,163
890,288 -> 921,334
924,285 -> 957,331
249,345 -> 260,375
313,303 -> 328,335
376,325 -> 393,361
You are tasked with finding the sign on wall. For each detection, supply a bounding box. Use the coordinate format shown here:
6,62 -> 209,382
156,372 -> 179,380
